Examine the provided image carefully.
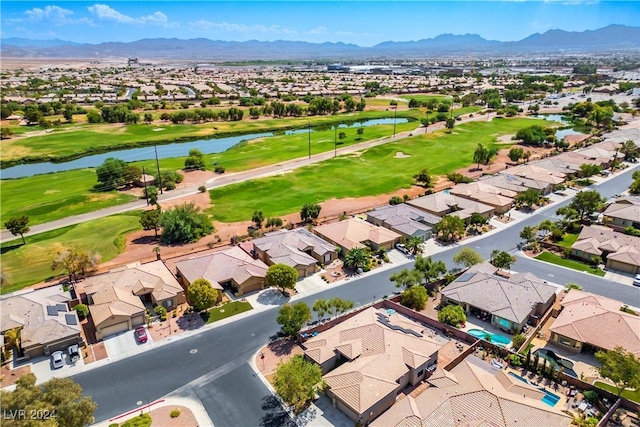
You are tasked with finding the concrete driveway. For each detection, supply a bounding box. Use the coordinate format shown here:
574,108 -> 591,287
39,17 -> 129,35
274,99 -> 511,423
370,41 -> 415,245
29,350 -> 86,384
103,328 -> 153,360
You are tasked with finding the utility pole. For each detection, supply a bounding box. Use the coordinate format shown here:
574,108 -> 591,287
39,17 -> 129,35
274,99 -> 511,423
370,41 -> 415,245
154,144 -> 163,194
142,166 -> 149,205
308,121 -> 311,159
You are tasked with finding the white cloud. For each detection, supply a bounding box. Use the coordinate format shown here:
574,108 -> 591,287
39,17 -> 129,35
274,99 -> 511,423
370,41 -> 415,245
87,4 -> 177,27
24,5 -> 73,22
308,26 -> 328,35
188,20 -> 296,35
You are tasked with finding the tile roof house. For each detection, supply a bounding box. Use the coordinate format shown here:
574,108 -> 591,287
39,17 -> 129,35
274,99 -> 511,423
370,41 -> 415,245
0,286 -> 81,358
371,355 -> 571,427
441,263 -> 557,334
505,164 -> 566,186
407,193 -> 494,222
313,218 -> 402,251
366,204 -> 438,241
603,196 -> 640,232
83,261 -> 186,340
249,229 -> 337,278
449,182 -> 517,214
480,173 -> 553,196
175,246 -> 269,297
303,307 -> 446,425
549,290 -> 640,356
570,225 -> 640,274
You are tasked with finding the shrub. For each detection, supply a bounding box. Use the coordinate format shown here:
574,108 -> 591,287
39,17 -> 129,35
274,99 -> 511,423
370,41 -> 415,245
509,354 -> 522,367
437,304 -> 466,327
198,185 -> 207,193
389,196 -> 403,205
164,181 -> 177,190
583,390 -> 598,404
511,333 -> 526,350
170,409 -> 181,418
214,165 -> 225,173
447,173 -> 474,184
74,303 -> 89,319
154,305 -> 167,317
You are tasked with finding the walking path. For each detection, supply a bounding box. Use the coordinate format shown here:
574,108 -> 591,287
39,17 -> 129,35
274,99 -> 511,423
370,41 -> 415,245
0,111 -> 488,243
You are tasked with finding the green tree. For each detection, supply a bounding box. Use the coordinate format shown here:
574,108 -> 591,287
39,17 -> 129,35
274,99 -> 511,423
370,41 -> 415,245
435,215 -> 466,242
519,225 -> 539,246
276,302 -> 311,337
511,333 -> 526,350
266,263 -> 298,294
508,147 -> 524,163
453,247 -> 484,268
445,117 -> 455,133
272,355 -> 323,413
438,304 -> 466,327
514,189 -> 542,210
568,190 -> 605,221
413,168 -> 433,188
414,255 -> 447,284
473,143 -> 490,170
490,250 -> 516,270
620,140 -> 639,162
0,374 -> 97,427
328,297 -> 354,316
389,196 -> 403,205
0,127 -> 14,139
579,163 -> 602,179
144,185 -> 159,205
595,346 -> 640,396
187,278 -> 219,311
338,131 -> 346,142
73,303 -> 89,319
344,248 -> 369,270
266,217 -> 283,229
95,157 -> 127,191
565,282 -> 584,291
251,210 -> 264,228
312,299 -> 328,321
51,248 -> 100,282
300,203 -> 321,223
140,205 -> 162,237
390,268 -> 422,290
144,112 -> 153,124
160,202 -> 214,244
4,215 -> 30,245
356,127 -> 364,139
184,148 -> 206,171
401,285 -> 428,310
405,236 -> 424,255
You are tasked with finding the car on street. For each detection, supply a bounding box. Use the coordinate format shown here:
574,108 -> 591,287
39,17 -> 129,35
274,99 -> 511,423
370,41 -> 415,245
633,274 -> 640,287
135,325 -> 148,343
51,351 -> 64,369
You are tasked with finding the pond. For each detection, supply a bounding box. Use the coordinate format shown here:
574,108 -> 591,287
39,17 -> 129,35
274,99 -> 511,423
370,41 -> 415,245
537,114 -> 585,141
1,118 -> 408,179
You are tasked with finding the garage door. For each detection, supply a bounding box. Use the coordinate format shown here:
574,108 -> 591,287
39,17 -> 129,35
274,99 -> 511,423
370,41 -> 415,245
100,322 -> 129,339
608,260 -> 637,274
241,282 -> 263,295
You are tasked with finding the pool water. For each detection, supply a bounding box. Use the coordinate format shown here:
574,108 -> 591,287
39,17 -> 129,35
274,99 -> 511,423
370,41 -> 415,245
507,372 -> 561,407
535,349 -> 578,378
467,328 -> 511,346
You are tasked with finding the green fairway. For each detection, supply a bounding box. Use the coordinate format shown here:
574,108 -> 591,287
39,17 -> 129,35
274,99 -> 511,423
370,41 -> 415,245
535,252 -> 605,276
0,212 -> 142,293
0,169 -> 137,226
594,381 -> 640,403
1,110 -> 423,165
207,117 -> 538,222
399,94 -> 452,102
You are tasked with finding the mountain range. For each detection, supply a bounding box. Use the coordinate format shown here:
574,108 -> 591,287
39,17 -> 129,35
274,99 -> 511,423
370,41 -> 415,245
1,25 -> 638,61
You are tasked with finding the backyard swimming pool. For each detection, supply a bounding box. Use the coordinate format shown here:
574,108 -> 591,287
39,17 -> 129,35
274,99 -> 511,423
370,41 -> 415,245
507,372 -> 561,407
467,329 -> 511,346
535,349 -> 579,378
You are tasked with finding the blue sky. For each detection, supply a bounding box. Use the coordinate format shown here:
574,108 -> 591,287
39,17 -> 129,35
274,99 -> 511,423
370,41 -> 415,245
2,1 -> 638,46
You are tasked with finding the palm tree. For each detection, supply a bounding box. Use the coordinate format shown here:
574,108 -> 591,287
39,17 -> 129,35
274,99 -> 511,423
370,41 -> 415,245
4,328 -> 21,356
405,237 -> 424,255
344,248 -> 369,271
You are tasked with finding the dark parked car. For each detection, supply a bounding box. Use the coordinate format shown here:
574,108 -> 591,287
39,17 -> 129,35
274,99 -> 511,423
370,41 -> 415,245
68,344 -> 80,363
135,326 -> 148,343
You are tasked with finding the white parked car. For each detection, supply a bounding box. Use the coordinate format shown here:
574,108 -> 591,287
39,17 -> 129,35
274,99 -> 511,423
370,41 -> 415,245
51,351 -> 64,369
633,274 -> 640,287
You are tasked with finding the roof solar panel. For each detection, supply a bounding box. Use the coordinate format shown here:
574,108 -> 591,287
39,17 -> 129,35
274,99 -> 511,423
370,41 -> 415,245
65,314 -> 77,325
56,303 -> 67,312
46,305 -> 58,316
457,272 -> 475,282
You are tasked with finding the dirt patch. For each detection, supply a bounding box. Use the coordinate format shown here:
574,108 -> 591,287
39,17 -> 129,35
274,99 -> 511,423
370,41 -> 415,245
393,151 -> 412,158
454,143 -> 553,180
257,338 -> 305,376
146,405 -> 198,427
0,363 -> 31,387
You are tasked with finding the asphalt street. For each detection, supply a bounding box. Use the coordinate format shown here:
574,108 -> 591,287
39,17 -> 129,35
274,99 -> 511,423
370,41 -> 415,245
73,163 -> 640,427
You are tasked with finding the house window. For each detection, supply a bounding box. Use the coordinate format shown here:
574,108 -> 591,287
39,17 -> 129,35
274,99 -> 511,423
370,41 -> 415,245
163,299 -> 174,308
417,369 -> 424,377
324,254 -> 331,263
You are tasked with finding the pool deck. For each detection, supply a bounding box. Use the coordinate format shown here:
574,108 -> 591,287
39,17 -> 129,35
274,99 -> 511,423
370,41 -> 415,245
461,317 -> 513,347
504,366 -> 569,409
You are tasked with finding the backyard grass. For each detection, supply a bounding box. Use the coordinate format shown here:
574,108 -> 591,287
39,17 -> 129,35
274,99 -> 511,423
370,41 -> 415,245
534,252 -> 605,277
0,212 -> 141,293
0,169 -> 137,226
200,301 -> 253,324
556,233 -> 580,248
594,381 -> 640,403
207,117 -> 538,222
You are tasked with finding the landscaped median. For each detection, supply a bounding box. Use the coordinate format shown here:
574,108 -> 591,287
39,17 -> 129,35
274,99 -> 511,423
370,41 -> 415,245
534,251 -> 605,277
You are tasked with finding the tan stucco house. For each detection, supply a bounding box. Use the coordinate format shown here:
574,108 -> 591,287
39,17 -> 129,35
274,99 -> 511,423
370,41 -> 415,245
571,225 -> 640,274
603,196 -> 640,232
313,218 -> 401,251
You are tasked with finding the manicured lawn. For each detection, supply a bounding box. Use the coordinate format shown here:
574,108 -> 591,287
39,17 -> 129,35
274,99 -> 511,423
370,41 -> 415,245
556,233 -> 580,248
0,169 -> 136,225
200,301 -> 253,324
594,381 -> 640,403
0,212 -> 141,293
121,413 -> 152,427
399,94 -> 452,102
534,252 -> 605,277
207,117 -> 539,222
